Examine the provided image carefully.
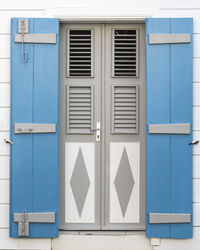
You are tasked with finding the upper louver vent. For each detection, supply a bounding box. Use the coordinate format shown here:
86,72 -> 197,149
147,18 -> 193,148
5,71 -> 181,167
113,29 -> 138,77
67,29 -> 93,77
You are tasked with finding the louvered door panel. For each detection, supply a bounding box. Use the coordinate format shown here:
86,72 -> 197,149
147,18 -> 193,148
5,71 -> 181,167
112,29 -> 138,77
67,29 -> 93,77
112,85 -> 138,134
66,85 -> 94,134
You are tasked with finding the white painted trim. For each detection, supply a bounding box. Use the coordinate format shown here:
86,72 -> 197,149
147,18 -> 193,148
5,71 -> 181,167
59,18 -> 146,23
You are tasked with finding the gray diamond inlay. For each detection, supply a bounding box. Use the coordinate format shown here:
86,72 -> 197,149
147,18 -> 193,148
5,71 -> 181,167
114,147 -> 134,217
70,147 -> 90,217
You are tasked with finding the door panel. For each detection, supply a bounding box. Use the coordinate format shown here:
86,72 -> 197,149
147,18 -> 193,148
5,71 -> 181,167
59,23 -> 145,230
103,24 -> 146,230
59,24 -> 101,230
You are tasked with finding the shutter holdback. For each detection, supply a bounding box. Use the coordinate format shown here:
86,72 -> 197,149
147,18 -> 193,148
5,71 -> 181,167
189,140 -> 199,145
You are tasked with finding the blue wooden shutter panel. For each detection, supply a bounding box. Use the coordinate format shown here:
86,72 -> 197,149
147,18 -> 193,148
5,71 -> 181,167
146,18 -> 193,239
10,18 -> 59,238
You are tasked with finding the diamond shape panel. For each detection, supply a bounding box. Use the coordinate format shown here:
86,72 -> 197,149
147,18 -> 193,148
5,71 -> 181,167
114,147 -> 134,217
70,147 -> 90,217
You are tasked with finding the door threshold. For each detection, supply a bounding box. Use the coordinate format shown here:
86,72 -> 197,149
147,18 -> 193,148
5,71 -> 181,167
59,230 -> 146,236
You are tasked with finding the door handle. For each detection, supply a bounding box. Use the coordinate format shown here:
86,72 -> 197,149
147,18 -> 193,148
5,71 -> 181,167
96,122 -> 101,142
189,140 -> 199,145
91,122 -> 101,141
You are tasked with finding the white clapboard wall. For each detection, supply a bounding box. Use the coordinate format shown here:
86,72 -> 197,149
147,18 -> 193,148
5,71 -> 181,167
0,0 -> 200,250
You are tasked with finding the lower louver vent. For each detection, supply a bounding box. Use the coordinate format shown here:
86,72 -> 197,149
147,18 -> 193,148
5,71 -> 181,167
112,84 -> 138,134
113,29 -> 138,77
66,85 -> 94,134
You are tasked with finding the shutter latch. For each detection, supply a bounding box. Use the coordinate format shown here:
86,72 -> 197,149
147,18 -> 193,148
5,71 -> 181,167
14,211 -> 56,237
189,140 -> 199,145
4,138 -> 13,144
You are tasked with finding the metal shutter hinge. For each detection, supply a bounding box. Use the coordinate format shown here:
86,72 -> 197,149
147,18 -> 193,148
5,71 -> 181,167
14,123 -> 56,134
149,213 -> 191,224
149,34 -> 191,44
15,19 -> 57,63
14,211 -> 56,237
18,19 -> 28,63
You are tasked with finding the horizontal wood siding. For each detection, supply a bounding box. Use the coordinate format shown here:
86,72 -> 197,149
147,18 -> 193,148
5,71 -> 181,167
0,84 -> 10,107
0,156 -> 9,179
0,181 -> 9,203
0,3 -> 199,250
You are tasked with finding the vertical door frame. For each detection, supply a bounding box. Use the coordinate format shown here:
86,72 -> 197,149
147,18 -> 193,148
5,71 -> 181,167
59,19 -> 146,232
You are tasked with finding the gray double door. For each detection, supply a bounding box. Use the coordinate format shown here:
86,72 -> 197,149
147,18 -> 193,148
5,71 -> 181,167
59,23 -> 146,230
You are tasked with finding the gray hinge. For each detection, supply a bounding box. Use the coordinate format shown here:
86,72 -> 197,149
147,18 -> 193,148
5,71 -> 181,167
148,123 -> 190,134
15,19 -> 56,63
14,211 -> 56,237
15,19 -> 57,44
15,33 -> 57,44
14,123 -> 56,134
149,213 -> 191,224
149,34 -> 191,44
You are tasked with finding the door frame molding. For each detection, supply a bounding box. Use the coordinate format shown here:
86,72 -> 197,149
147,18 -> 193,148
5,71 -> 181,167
59,20 -> 146,232
60,18 -> 146,24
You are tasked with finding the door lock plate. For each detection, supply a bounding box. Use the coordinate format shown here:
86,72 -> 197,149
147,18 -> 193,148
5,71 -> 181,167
96,122 -> 101,142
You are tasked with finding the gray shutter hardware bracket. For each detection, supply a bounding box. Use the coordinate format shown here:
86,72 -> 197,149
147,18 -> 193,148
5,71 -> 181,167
149,34 -> 191,44
149,213 -> 191,224
14,211 -> 56,237
18,19 -> 29,63
148,123 -> 190,134
15,19 -> 57,45
14,123 -> 56,134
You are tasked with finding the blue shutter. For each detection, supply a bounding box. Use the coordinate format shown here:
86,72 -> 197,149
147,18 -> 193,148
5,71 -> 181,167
146,18 -> 193,238
10,18 -> 59,238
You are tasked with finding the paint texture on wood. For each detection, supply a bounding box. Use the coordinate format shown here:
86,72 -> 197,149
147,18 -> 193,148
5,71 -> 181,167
146,18 -> 193,239
10,18 -> 59,238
